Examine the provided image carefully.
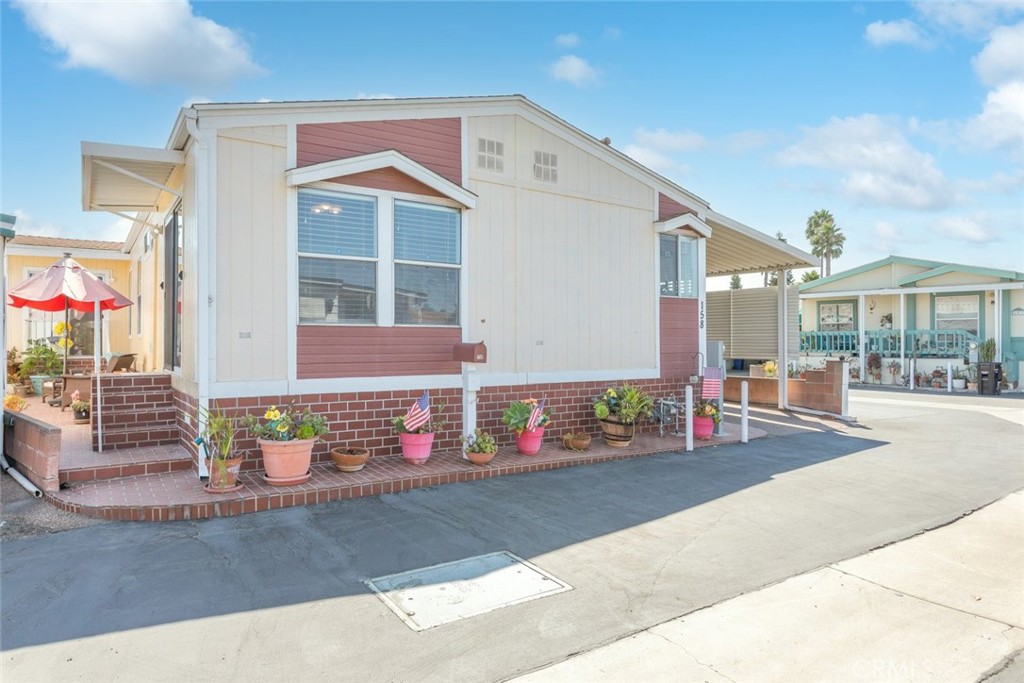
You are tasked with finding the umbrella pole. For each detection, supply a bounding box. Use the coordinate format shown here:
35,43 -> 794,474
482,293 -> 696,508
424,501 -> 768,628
63,304 -> 69,375
95,300 -> 103,452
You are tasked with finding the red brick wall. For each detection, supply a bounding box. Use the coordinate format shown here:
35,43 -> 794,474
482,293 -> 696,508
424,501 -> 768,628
92,373 -> 178,450
660,298 -> 700,379
3,412 -> 61,492
723,360 -> 846,416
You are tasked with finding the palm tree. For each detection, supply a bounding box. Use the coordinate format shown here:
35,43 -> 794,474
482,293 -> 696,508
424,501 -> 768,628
800,269 -> 820,283
805,210 -> 846,276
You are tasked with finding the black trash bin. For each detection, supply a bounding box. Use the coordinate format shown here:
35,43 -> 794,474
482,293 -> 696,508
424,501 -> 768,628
977,362 -> 1002,395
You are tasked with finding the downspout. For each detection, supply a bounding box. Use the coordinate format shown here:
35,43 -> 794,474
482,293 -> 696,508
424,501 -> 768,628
1,454 -> 42,498
185,111 -> 211,478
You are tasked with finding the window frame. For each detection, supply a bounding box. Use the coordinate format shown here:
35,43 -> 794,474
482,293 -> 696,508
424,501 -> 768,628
659,233 -> 699,298
818,300 -> 856,332
933,294 -> 981,336
297,182 -> 464,328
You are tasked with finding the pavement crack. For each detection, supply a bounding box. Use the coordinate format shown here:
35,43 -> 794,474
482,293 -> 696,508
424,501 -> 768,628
859,494 -> 1008,555
976,646 -> 1023,682
650,629 -> 738,683
637,512 -> 727,612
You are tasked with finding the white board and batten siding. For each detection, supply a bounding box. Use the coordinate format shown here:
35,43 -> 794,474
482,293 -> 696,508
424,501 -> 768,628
707,287 -> 800,360
215,126 -> 290,382
466,115 -> 657,375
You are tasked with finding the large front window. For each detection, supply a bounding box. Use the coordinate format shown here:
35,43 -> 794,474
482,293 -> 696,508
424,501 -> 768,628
297,188 -> 461,326
819,302 -> 854,332
659,234 -> 698,297
935,295 -> 979,335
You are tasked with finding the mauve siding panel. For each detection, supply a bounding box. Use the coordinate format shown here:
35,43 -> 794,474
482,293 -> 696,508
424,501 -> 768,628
297,326 -> 462,379
660,298 -> 699,379
658,192 -> 695,221
325,168 -> 445,197
297,118 -> 462,184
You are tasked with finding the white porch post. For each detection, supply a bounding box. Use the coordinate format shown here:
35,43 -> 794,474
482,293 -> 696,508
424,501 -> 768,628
94,300 -> 103,452
777,272 -> 788,409
186,112 -> 211,478
899,293 -> 906,374
994,290 -> 1003,360
858,294 -> 866,383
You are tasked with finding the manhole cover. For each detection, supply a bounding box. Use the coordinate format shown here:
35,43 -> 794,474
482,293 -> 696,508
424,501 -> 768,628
366,550 -> 573,631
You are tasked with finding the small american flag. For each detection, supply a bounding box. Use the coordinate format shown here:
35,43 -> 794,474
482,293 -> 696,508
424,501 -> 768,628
526,397 -> 546,431
701,366 -> 724,399
404,391 -> 431,432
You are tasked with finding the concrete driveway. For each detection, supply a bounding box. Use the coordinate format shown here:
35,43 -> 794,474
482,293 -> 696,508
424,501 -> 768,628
2,390 -> 1021,682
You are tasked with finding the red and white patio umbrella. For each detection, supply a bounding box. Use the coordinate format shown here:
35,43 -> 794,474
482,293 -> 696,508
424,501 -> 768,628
7,253 -> 132,451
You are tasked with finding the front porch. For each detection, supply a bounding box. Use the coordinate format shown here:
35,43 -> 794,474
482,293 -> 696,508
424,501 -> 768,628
800,328 -> 978,358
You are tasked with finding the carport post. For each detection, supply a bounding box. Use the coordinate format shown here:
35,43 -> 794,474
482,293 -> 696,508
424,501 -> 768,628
777,272 -> 789,410
684,385 -> 693,452
740,381 -> 748,444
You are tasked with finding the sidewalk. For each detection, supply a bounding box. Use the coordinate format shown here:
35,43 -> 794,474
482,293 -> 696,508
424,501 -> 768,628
514,491 -> 1024,683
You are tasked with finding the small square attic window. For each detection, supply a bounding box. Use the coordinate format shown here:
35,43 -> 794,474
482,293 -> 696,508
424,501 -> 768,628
477,138 -> 504,172
533,151 -> 557,183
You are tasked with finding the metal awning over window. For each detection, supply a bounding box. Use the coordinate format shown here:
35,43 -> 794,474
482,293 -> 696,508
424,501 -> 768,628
81,142 -> 184,223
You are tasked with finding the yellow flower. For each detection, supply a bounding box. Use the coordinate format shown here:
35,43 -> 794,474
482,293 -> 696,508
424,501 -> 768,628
265,406 -> 280,420
53,321 -> 66,335
276,423 -> 289,433
606,388 -> 617,398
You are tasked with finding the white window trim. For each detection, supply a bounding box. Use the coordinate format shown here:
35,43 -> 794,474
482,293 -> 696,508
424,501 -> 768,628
659,234 -> 699,299
296,183 -> 464,328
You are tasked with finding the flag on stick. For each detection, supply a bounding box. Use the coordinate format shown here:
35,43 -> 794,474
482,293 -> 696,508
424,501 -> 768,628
404,390 -> 431,432
701,366 -> 723,399
526,397 -> 546,431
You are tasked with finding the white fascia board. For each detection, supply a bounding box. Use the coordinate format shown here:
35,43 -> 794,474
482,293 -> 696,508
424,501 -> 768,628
81,141 -> 185,165
799,282 -> 1024,299
285,150 -> 478,208
654,212 -> 712,237
208,374 -> 464,399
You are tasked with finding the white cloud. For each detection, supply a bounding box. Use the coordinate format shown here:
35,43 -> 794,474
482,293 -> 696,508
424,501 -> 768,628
603,27 -> 621,40
873,221 -> 914,243
634,127 -> 706,152
864,19 -> 931,48
912,0 -> 1024,37
933,215 -> 998,242
972,22 -> 1024,86
779,114 -> 953,210
964,81 -> 1024,153
549,55 -> 598,87
14,0 -> 265,90
9,210 -> 129,242
554,33 -> 580,48
622,145 -> 688,177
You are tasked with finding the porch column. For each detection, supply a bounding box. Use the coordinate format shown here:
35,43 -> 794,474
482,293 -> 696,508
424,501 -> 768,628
858,294 -> 866,383
777,271 -> 788,409
994,290 -> 1003,360
899,293 -> 906,372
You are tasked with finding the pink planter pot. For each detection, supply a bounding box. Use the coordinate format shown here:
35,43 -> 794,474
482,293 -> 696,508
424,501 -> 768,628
515,426 -> 545,455
258,437 -> 316,485
400,432 -> 435,465
693,416 -> 715,441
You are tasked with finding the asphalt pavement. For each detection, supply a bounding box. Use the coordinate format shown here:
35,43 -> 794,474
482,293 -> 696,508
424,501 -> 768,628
1,389 -> 1022,682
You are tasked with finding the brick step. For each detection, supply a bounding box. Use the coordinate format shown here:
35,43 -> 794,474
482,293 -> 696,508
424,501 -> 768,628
93,422 -> 179,451
60,446 -> 193,485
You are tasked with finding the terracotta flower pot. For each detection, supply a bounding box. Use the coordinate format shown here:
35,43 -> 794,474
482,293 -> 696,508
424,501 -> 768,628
258,437 -> 315,486
331,446 -> 370,472
400,432 -> 434,465
562,433 -> 592,452
515,426 -> 545,455
466,451 -> 496,466
693,416 -> 715,440
205,456 -> 244,493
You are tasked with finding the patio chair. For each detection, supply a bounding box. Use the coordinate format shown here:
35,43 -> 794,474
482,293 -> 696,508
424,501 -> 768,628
105,353 -> 136,373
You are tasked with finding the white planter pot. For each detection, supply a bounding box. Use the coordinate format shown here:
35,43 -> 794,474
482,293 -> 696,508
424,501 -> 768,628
952,379 -> 966,390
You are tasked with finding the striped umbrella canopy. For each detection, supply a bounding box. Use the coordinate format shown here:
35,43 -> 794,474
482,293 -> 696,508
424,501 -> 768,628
7,254 -> 131,312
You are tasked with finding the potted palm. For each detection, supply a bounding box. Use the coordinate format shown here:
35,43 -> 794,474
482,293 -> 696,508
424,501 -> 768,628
392,391 -> 446,465
197,405 -> 243,493
461,429 -> 498,465
244,404 -> 328,485
502,397 -> 552,455
593,383 -> 654,447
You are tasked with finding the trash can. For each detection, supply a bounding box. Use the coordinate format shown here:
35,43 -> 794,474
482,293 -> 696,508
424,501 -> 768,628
732,359 -> 744,371
977,362 -> 1002,395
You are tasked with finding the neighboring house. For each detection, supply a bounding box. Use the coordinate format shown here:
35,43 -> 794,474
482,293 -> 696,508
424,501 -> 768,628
80,94 -> 814,468
799,256 -> 1024,386
4,235 -> 141,367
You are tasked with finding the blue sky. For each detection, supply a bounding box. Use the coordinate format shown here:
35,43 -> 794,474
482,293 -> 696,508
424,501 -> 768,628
2,1 -> 1022,282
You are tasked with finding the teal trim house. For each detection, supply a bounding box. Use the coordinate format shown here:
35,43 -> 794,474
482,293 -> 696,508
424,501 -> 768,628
799,256 -> 1024,387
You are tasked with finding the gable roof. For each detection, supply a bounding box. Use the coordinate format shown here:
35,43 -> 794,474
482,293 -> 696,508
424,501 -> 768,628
800,255 -> 1024,292
9,235 -> 124,252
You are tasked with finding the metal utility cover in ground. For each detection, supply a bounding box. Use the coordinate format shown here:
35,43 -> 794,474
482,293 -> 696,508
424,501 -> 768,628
366,551 -> 573,631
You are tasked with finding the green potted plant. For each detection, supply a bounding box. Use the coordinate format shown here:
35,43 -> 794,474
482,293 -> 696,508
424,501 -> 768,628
951,367 -> 967,391
70,389 -> 91,424
692,399 -> 721,440
392,391 -> 446,465
880,312 -> 893,329
244,403 -> 328,485
502,397 -> 552,455
19,339 -> 62,396
461,429 -> 498,466
593,382 -> 654,447
197,405 -> 243,492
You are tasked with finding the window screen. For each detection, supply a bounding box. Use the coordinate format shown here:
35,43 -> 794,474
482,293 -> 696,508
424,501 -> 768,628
394,201 -> 460,264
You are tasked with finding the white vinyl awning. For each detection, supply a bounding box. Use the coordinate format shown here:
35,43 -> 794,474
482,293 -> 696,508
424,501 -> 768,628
81,141 -> 184,222
704,209 -> 816,276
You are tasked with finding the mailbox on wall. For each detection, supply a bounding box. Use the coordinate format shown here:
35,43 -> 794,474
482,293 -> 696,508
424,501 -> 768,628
453,342 -> 487,363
